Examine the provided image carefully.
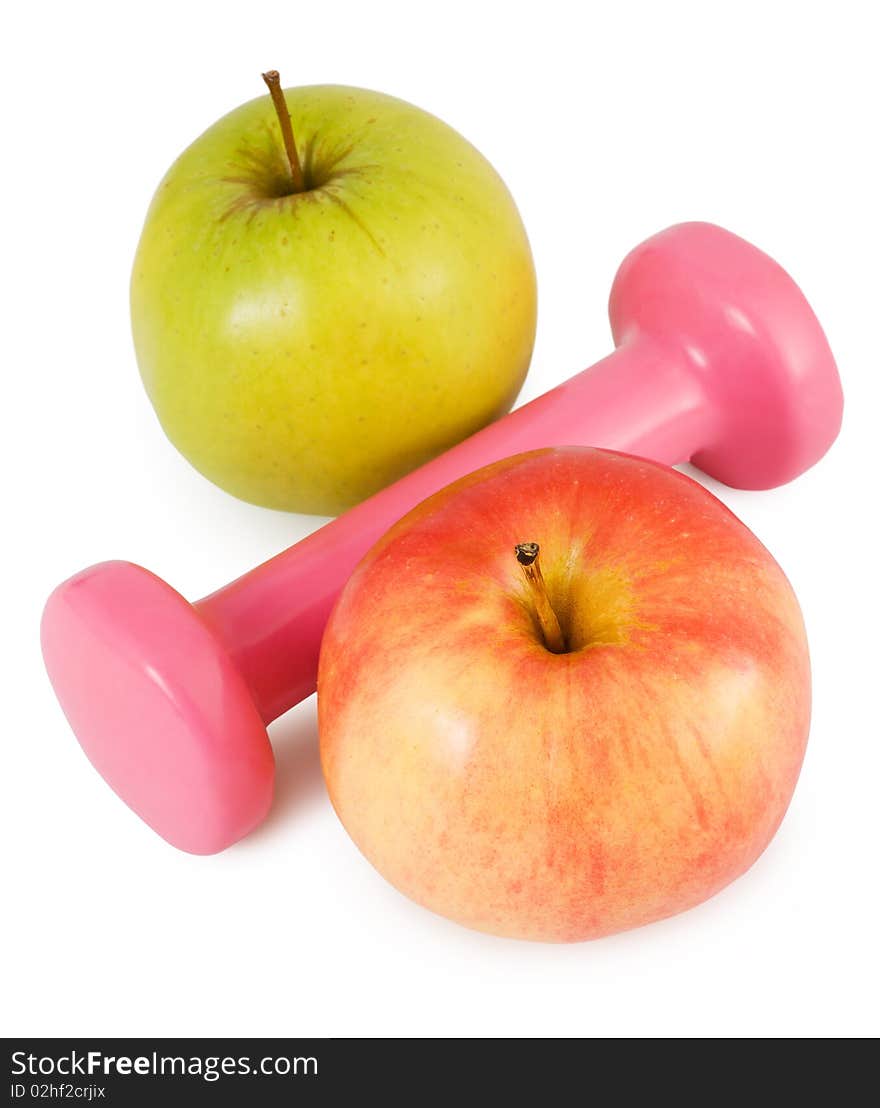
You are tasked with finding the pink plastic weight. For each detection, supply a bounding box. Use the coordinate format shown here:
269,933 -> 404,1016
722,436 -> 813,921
42,222 -> 843,853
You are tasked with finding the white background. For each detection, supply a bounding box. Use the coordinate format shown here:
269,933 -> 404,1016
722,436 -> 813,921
3,0 -> 878,1038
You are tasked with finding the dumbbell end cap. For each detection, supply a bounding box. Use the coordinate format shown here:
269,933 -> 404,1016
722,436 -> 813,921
610,222 -> 843,489
41,560 -> 274,854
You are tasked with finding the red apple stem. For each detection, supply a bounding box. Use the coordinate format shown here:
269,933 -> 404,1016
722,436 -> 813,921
515,544 -> 567,654
261,70 -> 306,193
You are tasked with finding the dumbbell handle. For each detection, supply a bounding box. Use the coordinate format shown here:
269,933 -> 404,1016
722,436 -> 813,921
198,337 -> 704,721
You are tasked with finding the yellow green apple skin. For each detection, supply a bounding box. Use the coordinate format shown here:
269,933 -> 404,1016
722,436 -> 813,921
131,84 -> 537,514
318,448 -> 811,942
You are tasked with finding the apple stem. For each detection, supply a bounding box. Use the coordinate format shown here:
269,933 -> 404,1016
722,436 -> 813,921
261,70 -> 306,193
515,544 -> 567,654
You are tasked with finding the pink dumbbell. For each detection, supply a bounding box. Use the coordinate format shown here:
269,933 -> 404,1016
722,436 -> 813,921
42,222 -> 843,854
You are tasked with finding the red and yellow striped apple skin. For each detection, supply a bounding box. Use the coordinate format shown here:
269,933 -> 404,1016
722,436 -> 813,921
318,448 -> 810,942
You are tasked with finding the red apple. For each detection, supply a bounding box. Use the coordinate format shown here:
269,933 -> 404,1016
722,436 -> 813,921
318,448 -> 810,942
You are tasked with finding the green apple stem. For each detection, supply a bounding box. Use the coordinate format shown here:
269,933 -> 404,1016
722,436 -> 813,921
515,544 -> 567,654
261,69 -> 306,193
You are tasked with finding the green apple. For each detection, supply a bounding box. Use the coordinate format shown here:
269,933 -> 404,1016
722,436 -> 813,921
131,76 -> 537,513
